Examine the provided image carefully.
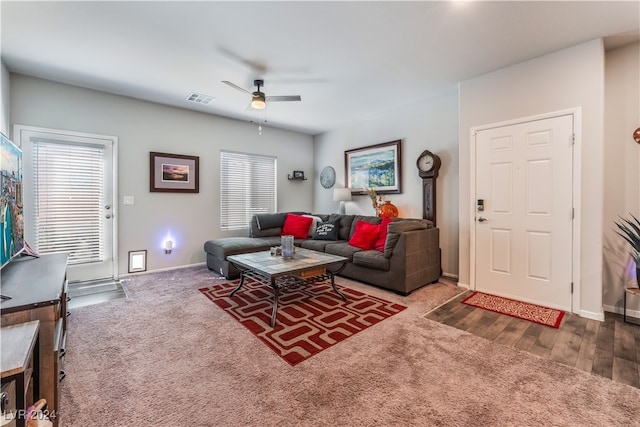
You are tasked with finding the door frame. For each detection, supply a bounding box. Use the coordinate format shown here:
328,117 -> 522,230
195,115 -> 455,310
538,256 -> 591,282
469,108 -> 582,314
13,124 -> 119,281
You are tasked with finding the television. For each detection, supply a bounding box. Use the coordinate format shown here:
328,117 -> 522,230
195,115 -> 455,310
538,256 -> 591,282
1,132 -> 25,268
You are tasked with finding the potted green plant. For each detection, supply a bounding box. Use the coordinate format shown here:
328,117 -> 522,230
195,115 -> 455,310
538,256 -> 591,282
614,213 -> 640,284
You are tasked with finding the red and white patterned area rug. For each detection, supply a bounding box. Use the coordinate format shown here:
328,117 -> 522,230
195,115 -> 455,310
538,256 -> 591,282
199,278 -> 406,366
462,292 -> 565,328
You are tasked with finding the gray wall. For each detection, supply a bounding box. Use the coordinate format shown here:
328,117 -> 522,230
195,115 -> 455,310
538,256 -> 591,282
313,88 -> 459,277
5,39 -> 638,317
10,75 -> 314,276
603,42 -> 640,315
459,39 -> 606,319
1,61 -> 9,134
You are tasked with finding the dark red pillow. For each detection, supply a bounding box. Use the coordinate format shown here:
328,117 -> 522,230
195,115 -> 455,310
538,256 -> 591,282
281,213 -> 313,239
348,220 -> 380,250
375,216 -> 392,252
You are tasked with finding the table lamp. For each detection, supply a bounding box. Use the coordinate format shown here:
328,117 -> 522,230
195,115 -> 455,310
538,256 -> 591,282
333,188 -> 352,214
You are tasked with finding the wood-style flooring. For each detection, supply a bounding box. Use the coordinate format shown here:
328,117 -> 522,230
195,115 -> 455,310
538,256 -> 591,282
425,290 -> 640,389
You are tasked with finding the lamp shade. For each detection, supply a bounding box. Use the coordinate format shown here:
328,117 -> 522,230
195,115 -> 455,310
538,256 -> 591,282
251,99 -> 265,109
333,188 -> 352,202
251,93 -> 266,109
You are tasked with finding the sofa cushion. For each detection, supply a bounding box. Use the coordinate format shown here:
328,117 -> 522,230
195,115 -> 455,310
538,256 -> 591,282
312,219 -> 340,240
383,220 -> 429,258
252,226 -> 282,238
348,220 -> 380,250
282,213 -> 313,239
328,214 -> 355,241
352,250 -> 390,271
255,213 -> 287,230
300,239 -> 347,252
348,215 -> 382,238
324,242 -> 363,261
303,215 -> 323,236
374,216 -> 393,252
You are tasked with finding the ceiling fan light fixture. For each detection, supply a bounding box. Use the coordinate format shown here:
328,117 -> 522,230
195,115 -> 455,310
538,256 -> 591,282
224,78 -> 299,111
251,93 -> 266,109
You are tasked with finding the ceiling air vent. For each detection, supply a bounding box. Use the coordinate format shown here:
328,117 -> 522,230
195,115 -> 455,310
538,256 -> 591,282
186,92 -> 215,105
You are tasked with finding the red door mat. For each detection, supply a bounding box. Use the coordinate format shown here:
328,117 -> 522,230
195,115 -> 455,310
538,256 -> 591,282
462,292 -> 565,328
200,278 -> 407,366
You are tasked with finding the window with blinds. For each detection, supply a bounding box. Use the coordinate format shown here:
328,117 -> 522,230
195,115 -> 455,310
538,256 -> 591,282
32,141 -> 105,264
220,151 -> 277,230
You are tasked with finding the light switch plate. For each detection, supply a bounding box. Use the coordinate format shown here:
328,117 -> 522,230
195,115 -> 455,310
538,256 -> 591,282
123,196 -> 134,205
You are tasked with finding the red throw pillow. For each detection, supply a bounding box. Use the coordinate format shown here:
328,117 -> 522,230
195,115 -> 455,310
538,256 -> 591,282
281,213 -> 313,239
375,216 -> 392,252
349,220 -> 380,250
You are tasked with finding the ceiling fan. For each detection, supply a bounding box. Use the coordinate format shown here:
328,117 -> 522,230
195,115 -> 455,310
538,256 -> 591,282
222,79 -> 301,110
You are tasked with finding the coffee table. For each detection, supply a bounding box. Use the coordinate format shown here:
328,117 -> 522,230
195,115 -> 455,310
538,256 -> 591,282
227,248 -> 348,327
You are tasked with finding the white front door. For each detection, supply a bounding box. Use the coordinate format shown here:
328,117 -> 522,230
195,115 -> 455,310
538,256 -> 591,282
474,114 -> 573,311
16,125 -> 118,283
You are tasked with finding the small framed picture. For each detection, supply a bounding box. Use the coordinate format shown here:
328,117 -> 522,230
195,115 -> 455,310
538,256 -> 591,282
293,170 -> 305,179
150,151 -> 199,193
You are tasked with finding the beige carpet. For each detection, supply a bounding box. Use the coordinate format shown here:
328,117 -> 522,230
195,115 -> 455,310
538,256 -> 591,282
60,266 -> 639,426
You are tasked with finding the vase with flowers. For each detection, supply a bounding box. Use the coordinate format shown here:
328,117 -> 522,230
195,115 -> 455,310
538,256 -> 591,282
366,187 -> 382,215
366,187 -> 398,218
614,213 -> 640,285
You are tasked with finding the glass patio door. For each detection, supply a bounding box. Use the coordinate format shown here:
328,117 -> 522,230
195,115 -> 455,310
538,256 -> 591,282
16,125 -> 118,283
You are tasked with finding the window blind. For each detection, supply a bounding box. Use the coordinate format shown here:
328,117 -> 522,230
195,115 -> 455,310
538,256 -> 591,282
220,151 -> 277,230
32,141 -> 105,264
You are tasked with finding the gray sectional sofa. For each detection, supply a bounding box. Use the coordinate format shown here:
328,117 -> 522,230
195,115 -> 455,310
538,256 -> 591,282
203,212 -> 441,295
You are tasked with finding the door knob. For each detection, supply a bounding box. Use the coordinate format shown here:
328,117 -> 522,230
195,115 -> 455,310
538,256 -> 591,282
477,217 -> 488,223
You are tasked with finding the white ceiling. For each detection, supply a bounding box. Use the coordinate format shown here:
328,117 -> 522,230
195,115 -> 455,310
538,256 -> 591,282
1,1 -> 639,136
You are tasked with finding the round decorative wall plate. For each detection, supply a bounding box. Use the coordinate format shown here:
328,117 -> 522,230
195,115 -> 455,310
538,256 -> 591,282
320,166 -> 336,189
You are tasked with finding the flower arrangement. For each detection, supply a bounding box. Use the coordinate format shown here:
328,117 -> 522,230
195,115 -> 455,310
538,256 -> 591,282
366,187 -> 383,214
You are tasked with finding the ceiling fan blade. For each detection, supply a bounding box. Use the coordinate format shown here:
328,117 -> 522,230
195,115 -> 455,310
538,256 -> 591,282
218,46 -> 269,75
222,80 -> 251,94
266,95 -> 302,102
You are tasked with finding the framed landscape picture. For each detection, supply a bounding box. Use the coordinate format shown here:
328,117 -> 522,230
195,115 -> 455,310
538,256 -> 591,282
150,151 -> 199,193
345,140 -> 401,195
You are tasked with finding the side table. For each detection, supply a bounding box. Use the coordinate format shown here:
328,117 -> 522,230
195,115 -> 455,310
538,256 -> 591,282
1,321 -> 40,427
623,287 -> 640,324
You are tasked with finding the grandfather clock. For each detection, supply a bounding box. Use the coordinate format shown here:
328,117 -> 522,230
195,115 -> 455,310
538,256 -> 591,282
416,150 -> 441,226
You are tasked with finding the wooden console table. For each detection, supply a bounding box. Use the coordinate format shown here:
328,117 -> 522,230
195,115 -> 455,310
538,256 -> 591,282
1,254 -> 68,427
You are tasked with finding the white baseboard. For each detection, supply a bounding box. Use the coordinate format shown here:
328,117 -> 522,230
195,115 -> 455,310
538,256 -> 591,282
456,282 -> 470,290
579,309 -> 605,322
603,303 -> 640,319
120,262 -> 207,278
